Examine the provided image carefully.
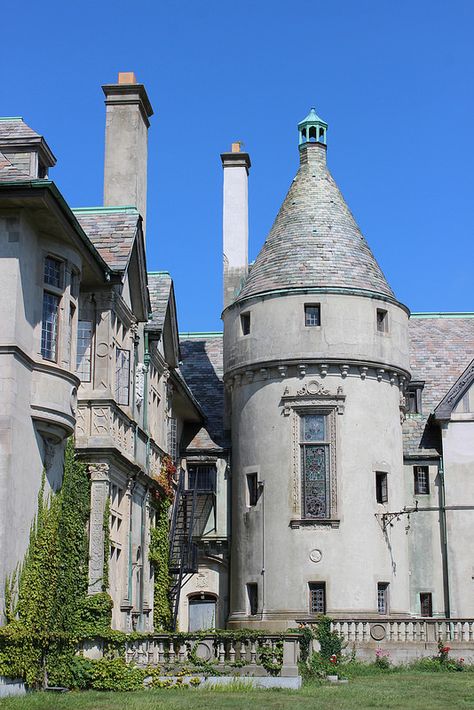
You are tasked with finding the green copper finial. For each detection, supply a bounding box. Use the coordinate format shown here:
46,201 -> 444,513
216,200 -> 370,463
298,107 -> 328,148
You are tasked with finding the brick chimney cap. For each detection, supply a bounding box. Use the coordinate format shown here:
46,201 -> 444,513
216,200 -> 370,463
118,71 -> 137,85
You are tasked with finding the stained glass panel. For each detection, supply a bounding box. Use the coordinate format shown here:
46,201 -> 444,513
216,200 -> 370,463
302,445 -> 329,518
303,414 -> 325,442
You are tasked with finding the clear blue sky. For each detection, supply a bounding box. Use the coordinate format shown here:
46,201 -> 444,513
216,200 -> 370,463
2,0 -> 473,331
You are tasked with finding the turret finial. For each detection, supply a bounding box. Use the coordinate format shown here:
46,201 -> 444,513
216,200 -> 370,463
298,107 -> 328,148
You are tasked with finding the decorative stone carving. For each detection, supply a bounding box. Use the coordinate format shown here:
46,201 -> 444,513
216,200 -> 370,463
340,365 -> 349,378
135,363 -> 146,408
196,572 -> 209,589
359,366 -> 368,380
319,363 -> 328,377
245,370 -> 254,383
88,463 -> 110,594
42,436 -> 56,471
309,549 -> 322,563
296,380 -> 331,396
70,386 -> 78,415
377,368 -> 385,382
298,364 -> 306,378
370,624 -> 387,641
93,407 -> 110,436
260,368 -> 268,380
278,365 -> 287,378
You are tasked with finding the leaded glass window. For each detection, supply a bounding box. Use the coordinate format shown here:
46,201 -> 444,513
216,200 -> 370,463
115,348 -> 130,406
77,320 -> 93,382
44,256 -> 62,288
309,582 -> 326,613
414,466 -> 429,495
301,413 -> 330,518
41,292 -> 59,360
377,583 -> 389,614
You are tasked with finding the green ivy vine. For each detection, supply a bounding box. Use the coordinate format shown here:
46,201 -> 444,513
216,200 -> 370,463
148,497 -> 172,631
102,496 -> 111,592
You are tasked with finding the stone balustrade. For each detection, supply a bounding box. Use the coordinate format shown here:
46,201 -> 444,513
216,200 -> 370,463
84,634 -> 301,677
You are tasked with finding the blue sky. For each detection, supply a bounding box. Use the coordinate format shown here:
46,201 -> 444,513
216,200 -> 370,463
2,0 -> 473,331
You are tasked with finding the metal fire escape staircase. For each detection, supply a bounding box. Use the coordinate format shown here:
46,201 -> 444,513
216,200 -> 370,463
168,469 -> 215,630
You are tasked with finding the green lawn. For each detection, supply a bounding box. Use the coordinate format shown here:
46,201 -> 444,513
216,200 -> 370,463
1,673 -> 474,710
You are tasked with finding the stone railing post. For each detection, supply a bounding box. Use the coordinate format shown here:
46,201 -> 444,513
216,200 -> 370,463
281,635 -> 299,677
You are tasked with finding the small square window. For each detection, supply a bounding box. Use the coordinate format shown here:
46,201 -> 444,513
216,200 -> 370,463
246,583 -> 258,616
375,471 -> 388,504
414,466 -> 430,495
309,582 -> 326,614
377,583 -> 389,614
246,473 -> 259,506
376,308 -> 388,333
241,312 -> 251,335
305,304 -> 321,327
420,592 -> 433,617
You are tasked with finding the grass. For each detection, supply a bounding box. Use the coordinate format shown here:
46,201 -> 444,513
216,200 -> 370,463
1,673 -> 474,710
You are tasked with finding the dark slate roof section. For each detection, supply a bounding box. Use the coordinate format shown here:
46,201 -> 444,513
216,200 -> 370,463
0,118 -> 41,141
179,334 -> 226,451
147,272 -> 172,330
403,315 -> 474,457
0,149 -> 30,182
73,208 -> 139,271
238,144 -> 395,302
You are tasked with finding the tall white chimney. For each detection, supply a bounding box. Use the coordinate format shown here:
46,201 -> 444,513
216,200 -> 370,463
221,143 -> 251,309
102,72 -> 153,234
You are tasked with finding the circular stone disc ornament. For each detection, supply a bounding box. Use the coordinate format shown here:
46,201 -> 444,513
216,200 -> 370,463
309,549 -> 322,563
370,624 -> 387,641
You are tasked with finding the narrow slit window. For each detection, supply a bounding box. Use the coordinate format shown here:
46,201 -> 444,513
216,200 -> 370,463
309,582 -> 326,614
376,308 -> 388,333
420,592 -> 433,617
41,292 -> 59,361
246,583 -> 258,616
241,312 -> 251,336
375,471 -> 388,504
414,466 -> 430,495
246,473 -> 259,506
377,583 -> 389,614
305,304 -> 321,327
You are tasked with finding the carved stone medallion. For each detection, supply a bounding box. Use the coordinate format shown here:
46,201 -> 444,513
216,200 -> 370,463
309,549 -> 322,563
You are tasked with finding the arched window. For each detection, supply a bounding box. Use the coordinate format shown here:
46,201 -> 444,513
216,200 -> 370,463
308,126 -> 317,142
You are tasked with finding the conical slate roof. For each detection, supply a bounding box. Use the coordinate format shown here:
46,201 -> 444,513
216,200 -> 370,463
238,143 -> 394,301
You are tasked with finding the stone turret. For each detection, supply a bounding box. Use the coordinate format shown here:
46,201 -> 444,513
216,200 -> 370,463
223,109 -> 411,629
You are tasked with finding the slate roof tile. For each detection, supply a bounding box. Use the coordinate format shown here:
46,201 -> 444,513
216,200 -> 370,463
238,145 -> 394,301
147,272 -> 172,330
73,209 -> 139,271
179,335 -> 226,451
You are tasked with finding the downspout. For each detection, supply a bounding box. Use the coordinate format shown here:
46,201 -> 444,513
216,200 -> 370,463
143,331 -> 151,470
439,454 -> 451,618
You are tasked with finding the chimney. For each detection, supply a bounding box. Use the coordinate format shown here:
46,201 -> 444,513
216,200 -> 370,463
221,143 -> 251,309
102,72 -> 154,233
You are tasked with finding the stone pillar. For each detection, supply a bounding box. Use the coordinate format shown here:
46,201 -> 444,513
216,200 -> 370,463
221,146 -> 251,308
281,636 -> 300,677
88,463 -> 110,594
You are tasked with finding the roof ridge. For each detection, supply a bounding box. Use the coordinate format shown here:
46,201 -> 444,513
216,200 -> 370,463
72,206 -> 139,214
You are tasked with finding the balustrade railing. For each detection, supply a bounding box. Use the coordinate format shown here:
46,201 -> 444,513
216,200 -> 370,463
298,618 -> 474,645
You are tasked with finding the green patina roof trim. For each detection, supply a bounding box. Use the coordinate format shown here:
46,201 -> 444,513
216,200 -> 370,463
179,331 -> 223,338
0,116 -> 23,122
411,312 -> 474,319
71,206 -> 139,214
148,270 -> 171,276
298,107 -> 328,129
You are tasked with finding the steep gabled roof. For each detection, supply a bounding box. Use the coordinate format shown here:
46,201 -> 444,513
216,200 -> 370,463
73,207 -> 139,272
403,314 -> 474,457
179,333 -> 226,451
238,143 -> 394,302
147,272 -> 172,330
435,358 -> 474,420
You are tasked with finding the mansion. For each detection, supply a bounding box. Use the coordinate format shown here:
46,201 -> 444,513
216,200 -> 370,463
0,74 -> 473,635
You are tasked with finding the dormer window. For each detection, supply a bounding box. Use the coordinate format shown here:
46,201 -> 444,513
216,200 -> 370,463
37,160 -> 47,179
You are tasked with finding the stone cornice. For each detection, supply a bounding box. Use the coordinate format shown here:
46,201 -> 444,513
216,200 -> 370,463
224,358 -> 410,389
0,343 -> 80,387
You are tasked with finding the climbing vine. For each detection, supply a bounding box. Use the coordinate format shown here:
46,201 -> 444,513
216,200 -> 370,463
102,496 -> 111,592
149,497 -> 172,631
0,439 -> 112,687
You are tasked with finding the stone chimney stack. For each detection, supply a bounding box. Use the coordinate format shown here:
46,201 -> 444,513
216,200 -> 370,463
221,142 -> 251,309
102,72 -> 153,233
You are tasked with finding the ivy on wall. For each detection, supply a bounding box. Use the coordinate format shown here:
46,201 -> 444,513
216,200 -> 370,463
0,439 -> 112,686
102,496 -> 111,593
149,497 -> 172,631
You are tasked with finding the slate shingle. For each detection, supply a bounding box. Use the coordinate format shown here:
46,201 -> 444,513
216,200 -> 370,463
73,209 -> 139,271
238,145 -> 394,301
147,273 -> 172,330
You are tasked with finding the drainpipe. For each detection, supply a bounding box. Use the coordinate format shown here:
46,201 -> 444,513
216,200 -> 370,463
260,480 -> 265,621
143,331 -> 151,470
439,454 -> 451,619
